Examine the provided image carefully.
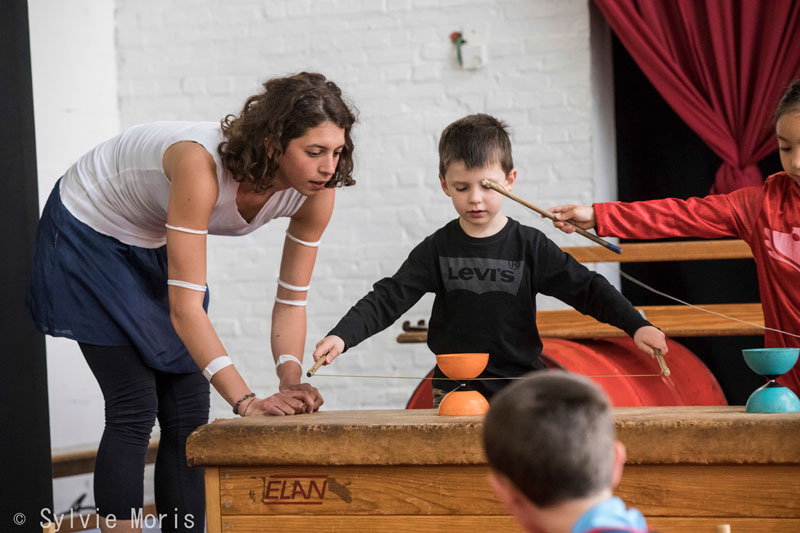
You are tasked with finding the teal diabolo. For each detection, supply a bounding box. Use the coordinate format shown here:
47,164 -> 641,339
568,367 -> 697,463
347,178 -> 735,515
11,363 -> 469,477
742,348 -> 800,413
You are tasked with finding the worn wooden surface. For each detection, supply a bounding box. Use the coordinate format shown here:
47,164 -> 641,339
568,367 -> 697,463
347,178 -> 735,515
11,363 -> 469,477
187,407 -> 800,467
612,406 -> 800,465
187,409 -> 484,467
191,407 -> 800,533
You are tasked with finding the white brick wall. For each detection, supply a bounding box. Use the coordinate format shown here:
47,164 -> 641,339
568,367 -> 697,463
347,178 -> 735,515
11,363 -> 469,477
112,0 -> 603,417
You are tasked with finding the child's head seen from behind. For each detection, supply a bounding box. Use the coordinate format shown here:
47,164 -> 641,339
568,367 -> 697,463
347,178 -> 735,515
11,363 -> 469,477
483,371 -> 625,515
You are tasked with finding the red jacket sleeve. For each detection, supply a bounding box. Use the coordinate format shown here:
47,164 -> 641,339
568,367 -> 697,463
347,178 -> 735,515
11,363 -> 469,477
594,186 -> 763,241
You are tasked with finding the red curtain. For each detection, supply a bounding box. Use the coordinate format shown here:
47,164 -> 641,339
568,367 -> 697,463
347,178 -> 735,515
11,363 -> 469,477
594,0 -> 800,194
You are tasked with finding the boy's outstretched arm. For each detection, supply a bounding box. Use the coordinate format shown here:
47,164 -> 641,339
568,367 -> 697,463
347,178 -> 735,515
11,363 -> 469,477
548,204 -> 596,234
309,238 -> 436,371
312,335 -> 345,366
633,325 -> 668,357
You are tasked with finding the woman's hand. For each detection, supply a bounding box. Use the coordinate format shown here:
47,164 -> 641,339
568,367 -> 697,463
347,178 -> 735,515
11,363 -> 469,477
312,335 -> 345,366
548,204 -> 596,233
279,382 -> 324,413
633,326 -> 668,357
243,387 -> 323,416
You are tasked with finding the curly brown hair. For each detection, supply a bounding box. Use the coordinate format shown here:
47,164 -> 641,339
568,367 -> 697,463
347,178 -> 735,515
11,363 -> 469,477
219,72 -> 357,192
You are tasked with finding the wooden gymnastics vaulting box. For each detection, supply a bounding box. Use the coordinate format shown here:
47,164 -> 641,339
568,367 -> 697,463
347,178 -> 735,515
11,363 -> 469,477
185,407 -> 800,532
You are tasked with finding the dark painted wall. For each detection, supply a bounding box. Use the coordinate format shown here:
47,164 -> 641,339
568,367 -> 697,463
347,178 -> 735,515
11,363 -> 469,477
0,1 -> 53,530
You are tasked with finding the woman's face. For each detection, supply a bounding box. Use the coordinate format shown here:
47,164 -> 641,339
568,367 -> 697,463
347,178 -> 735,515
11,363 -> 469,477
777,110 -> 800,187
273,121 -> 345,195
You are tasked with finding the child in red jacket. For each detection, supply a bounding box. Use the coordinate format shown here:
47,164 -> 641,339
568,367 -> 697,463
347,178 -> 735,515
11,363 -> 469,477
550,79 -> 800,395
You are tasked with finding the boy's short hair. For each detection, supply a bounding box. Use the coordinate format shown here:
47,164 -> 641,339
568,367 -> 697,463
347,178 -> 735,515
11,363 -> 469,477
482,371 -> 616,507
438,114 -> 514,177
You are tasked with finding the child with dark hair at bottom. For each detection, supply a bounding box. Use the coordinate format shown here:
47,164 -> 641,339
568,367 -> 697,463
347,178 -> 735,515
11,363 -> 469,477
483,370 -> 648,533
313,113 -> 666,404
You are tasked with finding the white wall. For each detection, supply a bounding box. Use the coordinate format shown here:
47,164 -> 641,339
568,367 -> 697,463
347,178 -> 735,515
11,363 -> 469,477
31,0 -> 614,518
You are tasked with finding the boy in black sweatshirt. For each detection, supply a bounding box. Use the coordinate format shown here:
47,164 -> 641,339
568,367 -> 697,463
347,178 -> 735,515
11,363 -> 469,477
313,114 -> 667,402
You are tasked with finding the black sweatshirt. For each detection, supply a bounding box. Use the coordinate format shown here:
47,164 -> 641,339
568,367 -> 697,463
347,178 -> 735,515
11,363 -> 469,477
329,218 -> 650,398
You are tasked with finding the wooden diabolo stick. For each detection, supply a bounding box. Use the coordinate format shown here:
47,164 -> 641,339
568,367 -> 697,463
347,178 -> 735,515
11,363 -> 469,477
306,357 -> 327,378
654,348 -> 671,377
480,180 -> 622,254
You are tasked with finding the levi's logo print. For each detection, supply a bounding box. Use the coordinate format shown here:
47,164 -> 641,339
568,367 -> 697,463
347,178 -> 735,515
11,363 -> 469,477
440,257 -> 523,295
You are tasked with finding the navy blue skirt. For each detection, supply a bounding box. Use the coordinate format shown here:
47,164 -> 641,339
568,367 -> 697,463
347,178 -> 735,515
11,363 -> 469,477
27,181 -> 208,373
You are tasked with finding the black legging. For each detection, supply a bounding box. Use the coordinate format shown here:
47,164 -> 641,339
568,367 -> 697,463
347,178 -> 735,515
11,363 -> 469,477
79,343 -> 209,532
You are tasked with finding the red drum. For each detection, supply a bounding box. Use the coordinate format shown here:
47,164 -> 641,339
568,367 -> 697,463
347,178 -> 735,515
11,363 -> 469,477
406,337 -> 726,409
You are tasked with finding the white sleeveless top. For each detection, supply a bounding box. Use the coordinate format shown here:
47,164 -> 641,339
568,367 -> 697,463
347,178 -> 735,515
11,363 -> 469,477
60,121 -> 307,248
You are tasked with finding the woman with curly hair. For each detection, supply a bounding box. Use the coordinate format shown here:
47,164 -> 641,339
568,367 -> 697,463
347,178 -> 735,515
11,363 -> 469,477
27,72 -> 356,532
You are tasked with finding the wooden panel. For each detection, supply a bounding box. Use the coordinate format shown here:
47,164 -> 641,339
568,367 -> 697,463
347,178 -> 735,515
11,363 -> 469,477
619,465 -> 800,518
397,303 -> 764,342
214,463 -> 800,519
52,440 -> 159,478
218,515 -> 522,532
562,240 -> 752,263
534,303 -> 764,338
206,467 -> 222,533
215,515 -> 800,532
645,517 -> 800,533
218,465 -> 504,515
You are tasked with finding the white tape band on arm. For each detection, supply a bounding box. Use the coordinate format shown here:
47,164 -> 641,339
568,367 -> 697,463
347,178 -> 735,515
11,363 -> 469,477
167,280 -> 207,292
285,230 -> 320,248
276,354 -> 302,368
203,356 -> 233,381
275,297 -> 307,306
165,224 -> 208,235
277,279 -> 310,292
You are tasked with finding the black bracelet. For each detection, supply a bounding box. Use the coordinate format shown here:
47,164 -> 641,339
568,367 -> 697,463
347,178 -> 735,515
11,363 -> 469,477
233,392 -> 256,416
